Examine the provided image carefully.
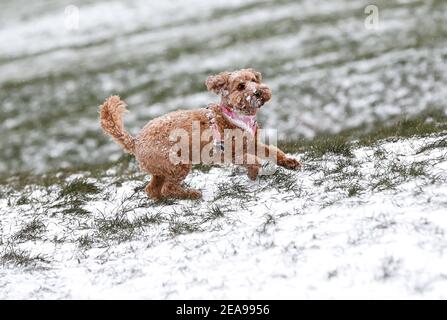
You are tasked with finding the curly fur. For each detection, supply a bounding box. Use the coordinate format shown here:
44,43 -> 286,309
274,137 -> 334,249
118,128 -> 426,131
99,69 -> 301,200
100,95 -> 135,154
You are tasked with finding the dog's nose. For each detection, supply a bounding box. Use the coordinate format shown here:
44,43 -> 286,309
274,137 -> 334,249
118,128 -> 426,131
254,90 -> 262,98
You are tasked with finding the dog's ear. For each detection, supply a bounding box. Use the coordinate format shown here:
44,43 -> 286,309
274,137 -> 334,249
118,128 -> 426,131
247,68 -> 262,83
206,71 -> 230,95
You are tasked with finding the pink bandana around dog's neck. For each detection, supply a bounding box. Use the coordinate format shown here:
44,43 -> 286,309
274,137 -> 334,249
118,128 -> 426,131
208,103 -> 258,151
219,103 -> 257,136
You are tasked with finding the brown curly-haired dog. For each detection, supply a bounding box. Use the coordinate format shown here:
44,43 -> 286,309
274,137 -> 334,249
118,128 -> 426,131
100,68 -> 301,200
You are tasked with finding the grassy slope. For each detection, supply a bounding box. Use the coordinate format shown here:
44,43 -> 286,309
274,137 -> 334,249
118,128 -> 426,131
0,124 -> 446,298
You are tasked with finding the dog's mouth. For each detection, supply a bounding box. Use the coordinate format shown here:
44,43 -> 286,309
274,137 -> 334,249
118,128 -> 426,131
250,95 -> 264,109
235,94 -> 263,115
225,89 -> 269,116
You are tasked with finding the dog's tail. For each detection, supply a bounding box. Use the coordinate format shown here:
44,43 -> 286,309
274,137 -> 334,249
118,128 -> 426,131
99,95 -> 136,155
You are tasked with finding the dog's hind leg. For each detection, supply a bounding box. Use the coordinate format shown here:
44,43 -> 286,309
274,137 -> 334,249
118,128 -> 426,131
160,164 -> 202,199
145,175 -> 165,200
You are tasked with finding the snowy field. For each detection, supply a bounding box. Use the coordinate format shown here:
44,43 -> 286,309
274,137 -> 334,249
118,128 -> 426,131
1,0 -> 447,299
1,134 -> 446,299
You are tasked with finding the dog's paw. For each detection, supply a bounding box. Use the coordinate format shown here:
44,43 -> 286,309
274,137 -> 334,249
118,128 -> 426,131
186,189 -> 202,199
247,166 -> 260,181
282,157 -> 302,170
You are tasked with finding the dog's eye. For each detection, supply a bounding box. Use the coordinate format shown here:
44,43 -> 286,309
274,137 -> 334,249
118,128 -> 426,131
237,83 -> 246,91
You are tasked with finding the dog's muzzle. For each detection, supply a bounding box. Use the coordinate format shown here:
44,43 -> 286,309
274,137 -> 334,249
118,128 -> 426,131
250,94 -> 264,109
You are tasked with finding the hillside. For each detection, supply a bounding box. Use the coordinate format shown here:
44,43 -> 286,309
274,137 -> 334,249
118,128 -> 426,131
1,128 -> 446,299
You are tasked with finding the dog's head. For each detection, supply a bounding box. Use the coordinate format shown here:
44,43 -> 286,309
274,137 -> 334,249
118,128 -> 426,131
206,68 -> 272,116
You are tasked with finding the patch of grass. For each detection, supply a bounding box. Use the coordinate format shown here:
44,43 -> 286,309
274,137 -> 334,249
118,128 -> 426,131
328,158 -> 357,178
16,196 -> 31,206
203,204 -> 228,221
1,247 -> 49,267
372,176 -> 397,191
389,161 -> 428,180
389,162 -> 408,177
279,135 -> 353,158
358,110 -> 447,146
94,212 -> 164,243
52,196 -> 92,217
308,136 -> 353,158
214,180 -> 251,201
77,235 -> 94,249
62,207 -> 91,216
348,184 -> 363,197
14,219 -> 46,242
95,216 -> 138,243
134,213 -> 165,225
278,109 -> 447,155
52,197 -> 84,209
408,162 -> 428,178
169,219 -> 201,236
373,147 -> 386,159
369,159 -> 429,191
260,169 -> 298,192
179,205 -> 195,217
314,158 -> 362,194
59,179 -> 100,199
417,139 -> 447,154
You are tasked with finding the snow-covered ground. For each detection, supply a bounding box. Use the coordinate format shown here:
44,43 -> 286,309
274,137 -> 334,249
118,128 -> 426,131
1,0 -> 447,172
1,0 -> 446,300
1,134 -> 446,299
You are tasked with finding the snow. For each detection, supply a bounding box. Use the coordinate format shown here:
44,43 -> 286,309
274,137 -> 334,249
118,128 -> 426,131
1,134 -> 446,299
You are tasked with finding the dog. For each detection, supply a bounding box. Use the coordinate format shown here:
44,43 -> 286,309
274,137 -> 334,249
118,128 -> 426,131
100,68 -> 301,200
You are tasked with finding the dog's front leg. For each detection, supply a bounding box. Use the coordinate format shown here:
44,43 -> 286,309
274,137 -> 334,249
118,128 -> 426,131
221,147 -> 261,180
243,153 -> 262,180
258,143 -> 301,170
